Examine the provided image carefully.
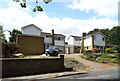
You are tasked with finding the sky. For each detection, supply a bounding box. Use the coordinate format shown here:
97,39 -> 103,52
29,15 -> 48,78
0,0 -> 119,41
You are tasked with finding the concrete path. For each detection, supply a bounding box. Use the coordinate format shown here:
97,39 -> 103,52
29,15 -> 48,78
63,54 -> 115,71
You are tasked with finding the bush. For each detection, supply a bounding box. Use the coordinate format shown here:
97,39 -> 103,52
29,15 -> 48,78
83,54 -> 97,61
83,50 -> 92,55
105,48 -> 118,54
6,42 -> 19,57
115,53 -> 120,60
113,46 -> 120,53
92,48 -> 100,53
100,53 -> 110,58
96,57 -> 111,63
111,59 -> 118,63
105,48 -> 112,53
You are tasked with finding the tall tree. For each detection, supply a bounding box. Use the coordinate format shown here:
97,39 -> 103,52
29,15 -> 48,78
2,33 -> 7,43
109,26 -> 120,45
9,29 -> 22,42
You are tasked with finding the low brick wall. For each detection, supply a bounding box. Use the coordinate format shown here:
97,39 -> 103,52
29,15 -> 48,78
2,55 -> 65,78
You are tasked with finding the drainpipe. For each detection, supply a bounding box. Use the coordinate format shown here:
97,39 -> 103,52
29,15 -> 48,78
52,29 -> 54,46
91,35 -> 94,49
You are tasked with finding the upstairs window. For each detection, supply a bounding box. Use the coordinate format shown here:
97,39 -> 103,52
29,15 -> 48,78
55,37 -> 64,41
102,37 -> 105,41
75,39 -> 79,41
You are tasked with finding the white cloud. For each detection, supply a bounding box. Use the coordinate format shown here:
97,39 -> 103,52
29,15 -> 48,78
68,0 -> 119,17
0,6 -> 117,41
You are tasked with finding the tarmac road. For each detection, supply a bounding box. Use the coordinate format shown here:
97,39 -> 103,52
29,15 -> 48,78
54,67 -> 119,79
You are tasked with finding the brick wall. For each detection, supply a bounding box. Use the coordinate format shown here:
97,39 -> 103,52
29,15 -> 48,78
16,35 -> 44,55
2,55 -> 65,78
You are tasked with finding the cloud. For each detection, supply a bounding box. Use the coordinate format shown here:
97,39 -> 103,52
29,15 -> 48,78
68,0 -> 119,18
0,5 -> 117,41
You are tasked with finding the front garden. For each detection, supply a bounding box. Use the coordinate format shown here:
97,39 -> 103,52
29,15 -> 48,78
80,47 -> 120,65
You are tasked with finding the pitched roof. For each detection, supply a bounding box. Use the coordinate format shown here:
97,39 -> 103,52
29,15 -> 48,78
83,31 -> 107,39
21,24 -> 42,31
41,32 -> 65,37
67,35 -> 82,40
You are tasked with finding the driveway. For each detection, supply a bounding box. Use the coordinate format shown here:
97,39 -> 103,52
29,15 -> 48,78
63,53 -> 118,71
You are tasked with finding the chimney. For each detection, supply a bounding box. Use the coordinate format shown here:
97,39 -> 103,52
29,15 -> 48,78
82,32 -> 86,37
52,29 -> 54,46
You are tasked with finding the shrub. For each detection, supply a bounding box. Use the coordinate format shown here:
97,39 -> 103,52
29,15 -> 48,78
83,54 -> 97,61
112,46 -> 120,53
105,48 -> 112,53
96,57 -> 111,63
92,48 -> 100,53
100,53 -> 110,58
111,59 -> 118,63
115,53 -> 120,60
6,42 -> 19,57
83,50 -> 92,55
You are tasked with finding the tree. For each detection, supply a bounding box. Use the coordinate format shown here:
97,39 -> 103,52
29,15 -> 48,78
13,0 -> 52,12
9,29 -> 22,42
109,26 -> 120,45
87,28 -> 99,35
2,33 -> 7,43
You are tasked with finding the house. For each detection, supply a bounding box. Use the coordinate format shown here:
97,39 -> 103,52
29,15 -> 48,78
82,31 -> 107,53
41,32 -> 65,54
66,31 -> 107,53
21,24 -> 42,36
21,24 -> 65,53
66,35 -> 82,54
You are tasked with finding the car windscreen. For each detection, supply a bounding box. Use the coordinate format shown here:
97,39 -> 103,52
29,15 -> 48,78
49,46 -> 58,50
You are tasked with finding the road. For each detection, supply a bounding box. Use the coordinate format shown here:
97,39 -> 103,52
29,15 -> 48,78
53,67 -> 119,79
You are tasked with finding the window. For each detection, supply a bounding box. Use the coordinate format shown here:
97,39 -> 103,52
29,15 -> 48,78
46,35 -> 51,38
58,37 -> 61,41
55,37 -> 64,41
102,37 -> 105,41
94,36 -> 96,40
75,39 -> 78,41
87,47 -> 88,49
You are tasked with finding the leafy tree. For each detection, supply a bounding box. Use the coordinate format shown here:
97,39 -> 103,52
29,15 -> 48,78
2,33 -> 7,43
87,28 -> 99,35
13,0 -> 52,12
109,26 -> 120,45
9,29 -> 22,42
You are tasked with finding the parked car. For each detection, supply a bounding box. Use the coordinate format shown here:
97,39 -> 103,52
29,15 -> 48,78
46,46 -> 59,56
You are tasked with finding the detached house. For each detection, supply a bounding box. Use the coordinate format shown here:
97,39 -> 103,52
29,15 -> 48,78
21,24 -> 65,54
66,35 -> 82,54
21,24 -> 42,36
66,32 -> 107,54
83,31 -> 107,53
41,32 -> 65,53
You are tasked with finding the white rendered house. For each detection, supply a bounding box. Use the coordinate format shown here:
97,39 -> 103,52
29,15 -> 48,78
21,24 -> 42,36
66,35 -> 82,54
83,31 -> 107,52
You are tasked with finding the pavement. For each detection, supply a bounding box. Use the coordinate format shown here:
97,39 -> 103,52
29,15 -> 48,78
1,54 -> 119,80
